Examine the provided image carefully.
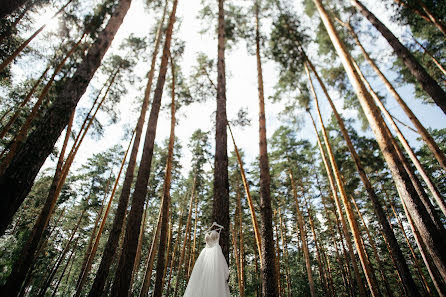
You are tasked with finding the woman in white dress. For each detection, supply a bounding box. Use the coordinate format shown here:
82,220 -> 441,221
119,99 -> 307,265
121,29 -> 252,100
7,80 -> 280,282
183,222 -> 230,297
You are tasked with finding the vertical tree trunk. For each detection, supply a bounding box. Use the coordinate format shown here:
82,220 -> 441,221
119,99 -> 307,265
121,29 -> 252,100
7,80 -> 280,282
278,209 -> 291,297
173,183 -> 196,297
383,196 -> 434,296
304,196 -> 330,297
254,2 -> 278,295
273,218 -> 282,296
0,111 -> 74,297
188,190 -> 199,275
214,0 -> 230,264
313,0 -> 446,285
109,1 -> 177,295
236,183 -> 246,297
289,171 -> 316,297
228,124 -> 262,262
0,0 -> 133,236
308,111 -> 367,297
87,2 -> 168,295
51,242 -> 78,297
350,0 -> 446,114
354,60 -> 446,217
308,72 -> 380,297
304,55 -> 422,297
152,54 -> 177,297
74,132 -> 134,297
350,197 -> 394,297
166,210 -> 184,297
340,22 -> 446,171
138,203 -> 164,297
130,198 -> 149,289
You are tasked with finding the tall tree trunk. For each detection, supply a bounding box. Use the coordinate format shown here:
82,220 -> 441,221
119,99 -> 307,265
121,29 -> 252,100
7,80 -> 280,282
308,111 -> 367,297
74,132 -> 134,297
289,171 -> 316,297
173,182 -> 196,297
188,189 -> 199,275
109,0 -> 177,295
228,124 -> 262,262
152,54 -> 177,297
236,183 -> 246,297
0,0 -> 73,72
254,2 -> 278,296
166,210 -> 184,297
130,198 -> 149,289
354,60 -> 446,217
86,2 -> 168,295
307,71 -> 381,297
304,56 -> 422,297
214,0 -> 230,264
138,202 -> 163,297
350,197 -> 394,297
51,240 -> 78,297
0,111 -> 74,297
37,207 -> 86,297
350,0 -> 446,114
304,196 -> 330,297
278,209 -> 291,297
313,0 -> 446,285
338,21 -> 446,171
0,0 -> 29,20
383,195 -> 433,296
0,0 -> 133,236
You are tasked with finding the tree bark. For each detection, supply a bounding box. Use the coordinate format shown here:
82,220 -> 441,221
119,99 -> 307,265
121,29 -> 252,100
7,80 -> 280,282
74,131 -> 134,297
289,171 -> 316,297
313,0 -> 446,285
307,68 -> 381,297
0,0 -> 133,236
214,0 -> 230,264
305,55 -> 422,297
228,124 -> 262,262
254,2 -> 278,296
86,2 -> 168,295
340,22 -> 446,171
350,0 -> 446,114
308,111 -> 367,297
354,60 -> 446,218
0,111 -> 74,297
109,0 -> 177,294
152,53 -> 177,297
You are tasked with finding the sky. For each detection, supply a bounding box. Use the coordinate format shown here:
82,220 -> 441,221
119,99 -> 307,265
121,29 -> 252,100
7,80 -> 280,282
8,0 -> 446,181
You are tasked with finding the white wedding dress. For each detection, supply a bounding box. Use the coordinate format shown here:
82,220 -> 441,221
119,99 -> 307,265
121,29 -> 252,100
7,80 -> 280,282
183,229 -> 230,297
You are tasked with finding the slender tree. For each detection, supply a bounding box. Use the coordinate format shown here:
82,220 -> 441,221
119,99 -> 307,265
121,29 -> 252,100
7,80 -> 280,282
152,52 -> 178,297
86,2 -> 168,295
312,0 -> 446,285
110,0 -> 178,294
304,56 -> 422,296
213,0 -> 230,263
349,0 -> 446,114
0,0 -> 134,236
254,1 -> 278,295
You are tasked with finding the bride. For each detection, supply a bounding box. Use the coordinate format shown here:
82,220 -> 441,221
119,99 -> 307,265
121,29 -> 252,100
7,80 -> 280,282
183,222 -> 230,297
